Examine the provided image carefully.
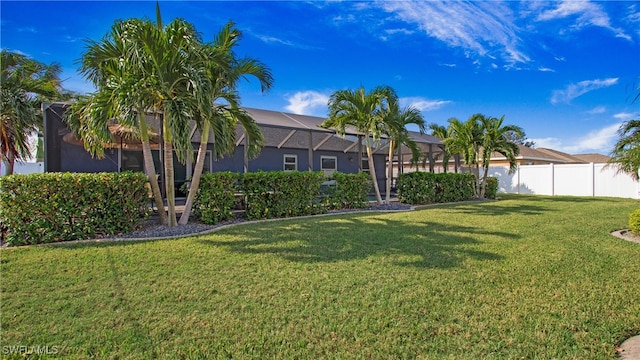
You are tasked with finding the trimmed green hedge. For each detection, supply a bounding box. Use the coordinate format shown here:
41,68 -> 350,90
483,177 -> 499,199
397,172 -> 476,205
629,209 -> 640,234
192,171 -> 372,224
242,171 -> 325,220
323,172 -> 371,210
193,172 -> 241,225
0,172 -> 149,246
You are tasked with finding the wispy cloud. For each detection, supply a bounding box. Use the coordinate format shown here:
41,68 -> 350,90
400,97 -> 452,112
532,122 -> 621,154
614,112 -> 637,121
284,91 -> 329,116
256,35 -> 295,47
550,77 -> 618,104
535,0 -> 630,40
538,67 -> 555,72
587,106 -> 606,114
440,63 -> 457,68
375,1 -> 529,64
18,27 -> 37,33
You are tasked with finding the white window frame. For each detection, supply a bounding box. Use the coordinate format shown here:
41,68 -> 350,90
361,157 -> 370,173
283,154 -> 297,171
321,155 -> 338,176
187,150 -> 213,178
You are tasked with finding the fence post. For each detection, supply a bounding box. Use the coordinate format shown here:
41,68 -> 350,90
550,163 -> 555,196
590,162 -> 595,197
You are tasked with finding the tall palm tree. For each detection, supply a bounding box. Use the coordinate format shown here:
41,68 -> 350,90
428,123 -> 452,173
75,17 -> 168,225
479,115 -> 523,198
75,5 -> 213,226
1,50 -> 61,175
381,94 -> 425,204
444,115 -> 484,196
322,85 -> 395,204
178,23 -> 272,224
608,119 -> 640,180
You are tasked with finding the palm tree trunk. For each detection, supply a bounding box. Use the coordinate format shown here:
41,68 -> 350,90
178,121 -> 209,225
365,136 -> 383,204
5,156 -> 15,176
163,117 -> 178,226
138,112 -> 168,225
385,139 -> 394,204
480,163 -> 490,198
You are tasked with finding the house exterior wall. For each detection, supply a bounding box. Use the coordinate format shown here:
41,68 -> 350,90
43,102 -> 389,194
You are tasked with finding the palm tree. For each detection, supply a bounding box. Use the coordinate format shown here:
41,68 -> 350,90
322,85 -> 395,204
75,5 -> 213,226
381,94 -> 425,204
445,115 -> 483,181
428,123 -> 452,173
479,115 -> 523,198
1,50 -> 61,175
177,23 -> 272,224
445,113 -> 522,198
75,17 -> 168,225
608,119 -> 640,180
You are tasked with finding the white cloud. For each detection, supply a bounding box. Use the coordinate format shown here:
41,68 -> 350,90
400,97 -> 452,112
531,122 -> 622,154
538,67 -> 555,72
614,112 -> 637,121
284,91 -> 329,116
256,35 -> 295,47
536,0 -> 630,40
550,77 -> 619,104
376,1 -> 529,64
440,63 -> 457,68
587,106 -> 606,114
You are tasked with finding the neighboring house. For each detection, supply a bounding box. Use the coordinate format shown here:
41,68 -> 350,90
489,145 -> 611,167
43,103 -> 443,195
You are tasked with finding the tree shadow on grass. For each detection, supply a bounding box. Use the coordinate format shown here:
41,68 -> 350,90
199,213 -> 516,269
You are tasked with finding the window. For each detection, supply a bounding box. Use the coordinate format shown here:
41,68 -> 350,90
191,150 -> 212,174
361,157 -> 371,173
284,154 -> 297,171
321,156 -> 337,176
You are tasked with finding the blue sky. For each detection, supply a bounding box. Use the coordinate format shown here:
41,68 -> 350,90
2,1 -> 639,155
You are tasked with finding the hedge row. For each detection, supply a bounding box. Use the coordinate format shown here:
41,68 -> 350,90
397,172 -> 498,204
0,172 -> 149,246
193,171 -> 372,224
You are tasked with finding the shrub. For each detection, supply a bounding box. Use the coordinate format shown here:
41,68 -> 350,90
397,172 -> 475,205
629,209 -> 640,234
193,172 -> 241,225
241,171 -> 325,220
324,172 -> 371,209
0,172 -> 149,246
482,176 -> 499,199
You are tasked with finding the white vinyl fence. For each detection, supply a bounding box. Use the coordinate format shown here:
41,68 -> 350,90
486,163 -> 640,199
0,161 -> 44,176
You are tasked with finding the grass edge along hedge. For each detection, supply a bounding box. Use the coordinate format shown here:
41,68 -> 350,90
0,172 -> 149,246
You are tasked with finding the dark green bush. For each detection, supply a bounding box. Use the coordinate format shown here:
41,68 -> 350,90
629,209 -> 640,234
323,172 -> 372,209
242,171 -> 325,220
397,172 -> 475,205
193,172 -> 241,225
0,172 -> 149,246
483,177 -> 499,199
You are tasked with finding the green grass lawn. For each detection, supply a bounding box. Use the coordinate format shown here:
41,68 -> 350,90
1,194 -> 639,359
